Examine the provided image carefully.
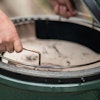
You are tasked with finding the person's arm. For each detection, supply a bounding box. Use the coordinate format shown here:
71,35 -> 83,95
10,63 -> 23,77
50,0 -> 76,18
0,10 -> 23,53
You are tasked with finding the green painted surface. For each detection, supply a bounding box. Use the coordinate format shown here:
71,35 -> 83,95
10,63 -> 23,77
96,0 -> 100,6
0,75 -> 100,100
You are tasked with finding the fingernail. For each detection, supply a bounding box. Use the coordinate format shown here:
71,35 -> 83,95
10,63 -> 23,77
8,51 -> 14,53
16,47 -> 23,53
14,40 -> 23,53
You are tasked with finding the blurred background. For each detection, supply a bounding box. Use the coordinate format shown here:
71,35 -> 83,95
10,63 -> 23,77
0,0 -> 53,17
0,0 -> 91,19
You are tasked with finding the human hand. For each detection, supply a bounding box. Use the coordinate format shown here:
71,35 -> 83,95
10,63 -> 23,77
0,10 -> 23,53
50,0 -> 77,18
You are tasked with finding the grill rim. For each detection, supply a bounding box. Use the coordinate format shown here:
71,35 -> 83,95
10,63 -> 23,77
0,16 -> 100,83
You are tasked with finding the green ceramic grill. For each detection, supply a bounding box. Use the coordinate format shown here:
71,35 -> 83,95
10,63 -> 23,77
0,0 -> 100,100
